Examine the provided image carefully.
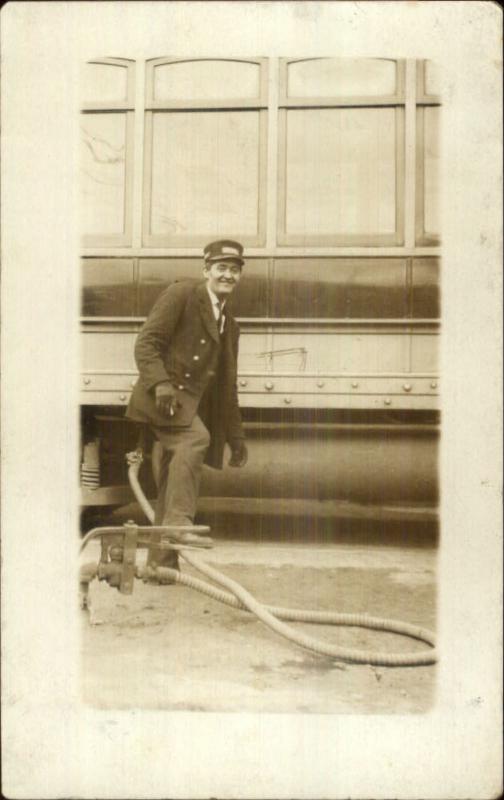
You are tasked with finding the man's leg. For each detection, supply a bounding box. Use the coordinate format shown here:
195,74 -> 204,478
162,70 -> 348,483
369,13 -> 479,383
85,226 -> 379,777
153,415 -> 210,525
148,415 -> 210,568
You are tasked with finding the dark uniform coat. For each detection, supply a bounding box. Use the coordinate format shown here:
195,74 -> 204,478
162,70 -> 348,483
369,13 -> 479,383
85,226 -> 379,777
126,280 -> 244,469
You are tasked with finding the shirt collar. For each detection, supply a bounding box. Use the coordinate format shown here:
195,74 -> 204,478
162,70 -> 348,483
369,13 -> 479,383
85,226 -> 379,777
206,285 -> 226,310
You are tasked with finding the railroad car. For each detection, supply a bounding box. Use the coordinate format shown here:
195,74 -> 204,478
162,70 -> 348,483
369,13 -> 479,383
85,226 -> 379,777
80,57 -> 440,529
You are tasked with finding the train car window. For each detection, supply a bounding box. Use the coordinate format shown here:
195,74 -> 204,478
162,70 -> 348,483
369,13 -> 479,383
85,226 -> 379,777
148,110 -> 261,240
138,258 -> 269,318
424,60 -> 441,97
152,59 -> 261,101
282,108 -> 398,242
80,114 -> 128,237
423,107 -> 441,237
286,58 -> 397,98
411,258 -> 440,318
81,259 -> 135,316
143,58 -> 267,247
82,62 -> 129,103
272,259 -> 408,319
278,58 -> 405,246
80,58 -> 134,246
417,59 -> 441,102
416,105 -> 441,245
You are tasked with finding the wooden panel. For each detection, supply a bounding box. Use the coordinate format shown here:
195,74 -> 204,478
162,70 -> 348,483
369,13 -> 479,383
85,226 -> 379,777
268,331 -> 409,373
412,258 -> 440,318
237,331 -> 271,372
287,58 -> 397,98
410,334 -> 439,372
81,259 -> 135,316
82,330 -> 138,371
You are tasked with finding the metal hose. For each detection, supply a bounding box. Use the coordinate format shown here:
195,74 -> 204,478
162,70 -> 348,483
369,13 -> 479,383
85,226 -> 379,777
122,461 -> 437,667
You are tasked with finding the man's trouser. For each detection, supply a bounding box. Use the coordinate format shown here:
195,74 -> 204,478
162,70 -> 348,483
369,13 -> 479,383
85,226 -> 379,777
151,414 -> 211,526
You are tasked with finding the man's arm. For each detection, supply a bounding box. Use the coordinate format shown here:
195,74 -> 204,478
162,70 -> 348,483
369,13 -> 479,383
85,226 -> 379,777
134,282 -> 189,392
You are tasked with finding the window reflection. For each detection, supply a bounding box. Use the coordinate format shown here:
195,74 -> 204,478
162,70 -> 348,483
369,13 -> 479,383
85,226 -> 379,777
272,259 -> 408,318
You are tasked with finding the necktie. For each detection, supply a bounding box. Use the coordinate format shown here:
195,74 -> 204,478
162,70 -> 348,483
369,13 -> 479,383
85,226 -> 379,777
217,302 -> 225,335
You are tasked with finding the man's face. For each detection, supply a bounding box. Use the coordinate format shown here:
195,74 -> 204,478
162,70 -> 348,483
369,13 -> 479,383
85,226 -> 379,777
204,260 -> 242,299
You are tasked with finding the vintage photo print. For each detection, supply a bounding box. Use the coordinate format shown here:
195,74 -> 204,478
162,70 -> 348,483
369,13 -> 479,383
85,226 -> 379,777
2,2 -> 502,798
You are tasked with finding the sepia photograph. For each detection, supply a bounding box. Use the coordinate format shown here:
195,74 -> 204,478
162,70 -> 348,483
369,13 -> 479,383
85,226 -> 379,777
2,2 -> 502,798
79,54 -> 440,713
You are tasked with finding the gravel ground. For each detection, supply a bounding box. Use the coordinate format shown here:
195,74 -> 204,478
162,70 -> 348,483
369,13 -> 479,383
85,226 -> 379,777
80,539 -> 437,714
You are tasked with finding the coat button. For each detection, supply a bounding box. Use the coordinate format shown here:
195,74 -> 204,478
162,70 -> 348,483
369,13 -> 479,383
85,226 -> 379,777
200,339 -> 206,344
193,355 -> 200,361
178,385 -> 184,390
184,373 -> 191,378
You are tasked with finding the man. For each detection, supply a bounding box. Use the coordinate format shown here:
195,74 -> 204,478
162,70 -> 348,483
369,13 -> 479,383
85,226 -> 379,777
126,239 -> 248,562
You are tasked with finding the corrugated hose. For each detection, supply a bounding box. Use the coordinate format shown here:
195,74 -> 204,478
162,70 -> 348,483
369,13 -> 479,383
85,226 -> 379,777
120,457 -> 437,667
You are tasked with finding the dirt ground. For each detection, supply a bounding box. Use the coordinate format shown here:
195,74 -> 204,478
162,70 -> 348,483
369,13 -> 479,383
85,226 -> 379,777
80,535 -> 436,714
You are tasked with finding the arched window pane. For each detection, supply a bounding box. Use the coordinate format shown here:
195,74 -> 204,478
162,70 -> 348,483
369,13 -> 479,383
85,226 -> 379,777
150,111 -> 260,237
424,60 -> 441,96
287,58 -> 396,98
285,108 -> 397,237
82,62 -> 128,103
424,107 -> 440,235
153,60 -> 260,100
80,114 -> 126,235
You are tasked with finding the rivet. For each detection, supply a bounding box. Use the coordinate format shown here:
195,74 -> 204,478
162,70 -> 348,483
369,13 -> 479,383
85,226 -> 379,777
265,381 -> 274,391
130,380 -> 136,388
83,377 -> 91,385
239,379 -> 248,387
384,398 -> 392,406
351,381 -> 359,389
184,373 -> 191,378
200,339 -> 206,344
284,397 -> 292,404
178,385 -> 184,390
193,355 -> 200,361
403,383 -> 412,392
119,394 -> 126,401
430,381 -> 438,389
317,380 -> 325,388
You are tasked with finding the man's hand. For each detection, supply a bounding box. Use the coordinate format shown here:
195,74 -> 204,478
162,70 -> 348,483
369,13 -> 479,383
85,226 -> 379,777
228,439 -> 248,468
155,382 -> 179,417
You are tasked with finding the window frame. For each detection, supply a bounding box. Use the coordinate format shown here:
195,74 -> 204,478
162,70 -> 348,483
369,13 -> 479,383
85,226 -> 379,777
279,57 -> 405,107
415,61 -> 441,246
81,58 -> 136,247
141,57 -> 268,248
277,58 -> 406,247
81,57 -> 136,111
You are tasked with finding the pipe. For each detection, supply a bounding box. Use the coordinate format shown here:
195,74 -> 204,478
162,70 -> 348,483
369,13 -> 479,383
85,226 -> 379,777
113,460 -> 437,667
